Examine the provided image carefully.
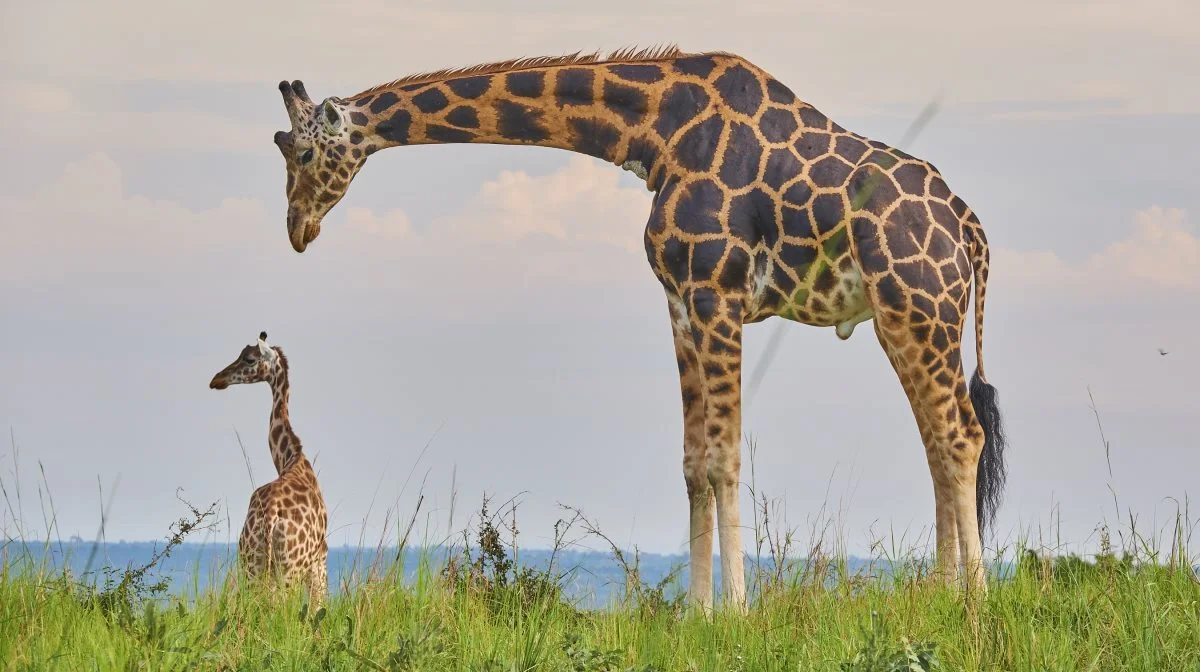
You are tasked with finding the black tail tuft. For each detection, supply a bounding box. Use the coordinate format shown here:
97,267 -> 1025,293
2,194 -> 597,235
970,370 -> 1007,540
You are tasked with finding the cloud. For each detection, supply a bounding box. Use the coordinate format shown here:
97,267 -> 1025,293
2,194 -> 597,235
2,1 -> 1195,113
23,83 -> 73,114
8,152 -> 1193,319
993,206 -> 1199,297
0,79 -> 272,154
1090,207 -> 1199,291
0,152 -> 656,321
985,98 -> 1132,122
0,153 -> 271,287
434,156 -> 652,253
343,206 -> 414,240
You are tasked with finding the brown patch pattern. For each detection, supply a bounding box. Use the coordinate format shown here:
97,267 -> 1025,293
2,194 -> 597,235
272,48 -> 1002,610
209,338 -> 328,602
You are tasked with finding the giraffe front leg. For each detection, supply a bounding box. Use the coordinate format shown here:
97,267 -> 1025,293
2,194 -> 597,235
685,288 -> 747,612
667,294 -> 715,613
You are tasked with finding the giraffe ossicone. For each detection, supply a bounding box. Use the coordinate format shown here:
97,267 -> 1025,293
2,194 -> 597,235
270,45 -> 1009,612
209,332 -> 328,603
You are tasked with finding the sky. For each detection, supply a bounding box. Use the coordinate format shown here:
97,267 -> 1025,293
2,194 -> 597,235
1,0 -> 1197,559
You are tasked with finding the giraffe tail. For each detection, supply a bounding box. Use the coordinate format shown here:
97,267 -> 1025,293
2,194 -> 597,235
966,219 -> 1008,542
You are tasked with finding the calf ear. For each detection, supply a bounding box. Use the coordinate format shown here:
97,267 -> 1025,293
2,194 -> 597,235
257,332 -> 278,361
257,341 -> 278,362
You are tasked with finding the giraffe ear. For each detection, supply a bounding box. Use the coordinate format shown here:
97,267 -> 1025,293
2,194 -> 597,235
257,335 -> 277,362
321,99 -> 342,133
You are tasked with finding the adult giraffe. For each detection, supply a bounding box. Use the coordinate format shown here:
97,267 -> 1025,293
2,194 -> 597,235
270,45 -> 1008,612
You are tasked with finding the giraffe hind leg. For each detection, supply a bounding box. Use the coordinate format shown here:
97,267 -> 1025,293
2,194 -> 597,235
311,524 -> 330,603
239,488 -> 273,584
870,320 -> 963,584
847,164 -> 987,592
867,283 -> 985,590
306,559 -> 328,606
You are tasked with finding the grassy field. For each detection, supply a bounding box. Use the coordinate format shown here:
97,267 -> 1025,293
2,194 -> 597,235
2,497 -> 1198,672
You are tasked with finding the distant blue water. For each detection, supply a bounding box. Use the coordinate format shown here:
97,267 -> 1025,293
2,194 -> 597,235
3,540 -> 883,608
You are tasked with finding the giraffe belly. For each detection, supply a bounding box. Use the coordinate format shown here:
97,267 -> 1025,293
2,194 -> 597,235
746,255 -> 873,339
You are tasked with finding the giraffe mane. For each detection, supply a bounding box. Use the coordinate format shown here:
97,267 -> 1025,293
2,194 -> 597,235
273,346 -> 289,374
349,44 -> 701,99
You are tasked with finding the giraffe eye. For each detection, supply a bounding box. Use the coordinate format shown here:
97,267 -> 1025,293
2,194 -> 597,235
298,148 -> 315,165
243,354 -> 256,364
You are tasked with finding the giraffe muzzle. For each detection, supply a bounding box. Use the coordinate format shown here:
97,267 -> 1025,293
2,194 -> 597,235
288,219 -> 320,253
287,208 -> 319,253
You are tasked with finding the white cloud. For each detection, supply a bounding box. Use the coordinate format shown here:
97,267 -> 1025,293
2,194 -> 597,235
1,80 -> 271,154
985,100 -> 1130,122
1,0 -> 1195,113
23,83 -> 73,114
9,153 -> 1194,313
434,156 -> 652,253
1092,207 -> 1200,291
343,206 -> 414,240
0,153 -> 272,286
0,152 -> 655,314
993,206 -> 1199,297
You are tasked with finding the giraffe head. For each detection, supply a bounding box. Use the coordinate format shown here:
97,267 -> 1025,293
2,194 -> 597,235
274,80 -> 365,253
209,332 -> 283,390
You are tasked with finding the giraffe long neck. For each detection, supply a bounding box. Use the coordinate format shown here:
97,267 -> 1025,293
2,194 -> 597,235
346,54 -> 733,191
267,361 -> 302,474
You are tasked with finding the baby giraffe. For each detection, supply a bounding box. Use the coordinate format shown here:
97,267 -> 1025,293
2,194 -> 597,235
209,331 -> 328,602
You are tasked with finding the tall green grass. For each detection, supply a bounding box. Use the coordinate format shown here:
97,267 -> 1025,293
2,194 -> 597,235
2,492 -> 1197,671
2,407 -> 1198,671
